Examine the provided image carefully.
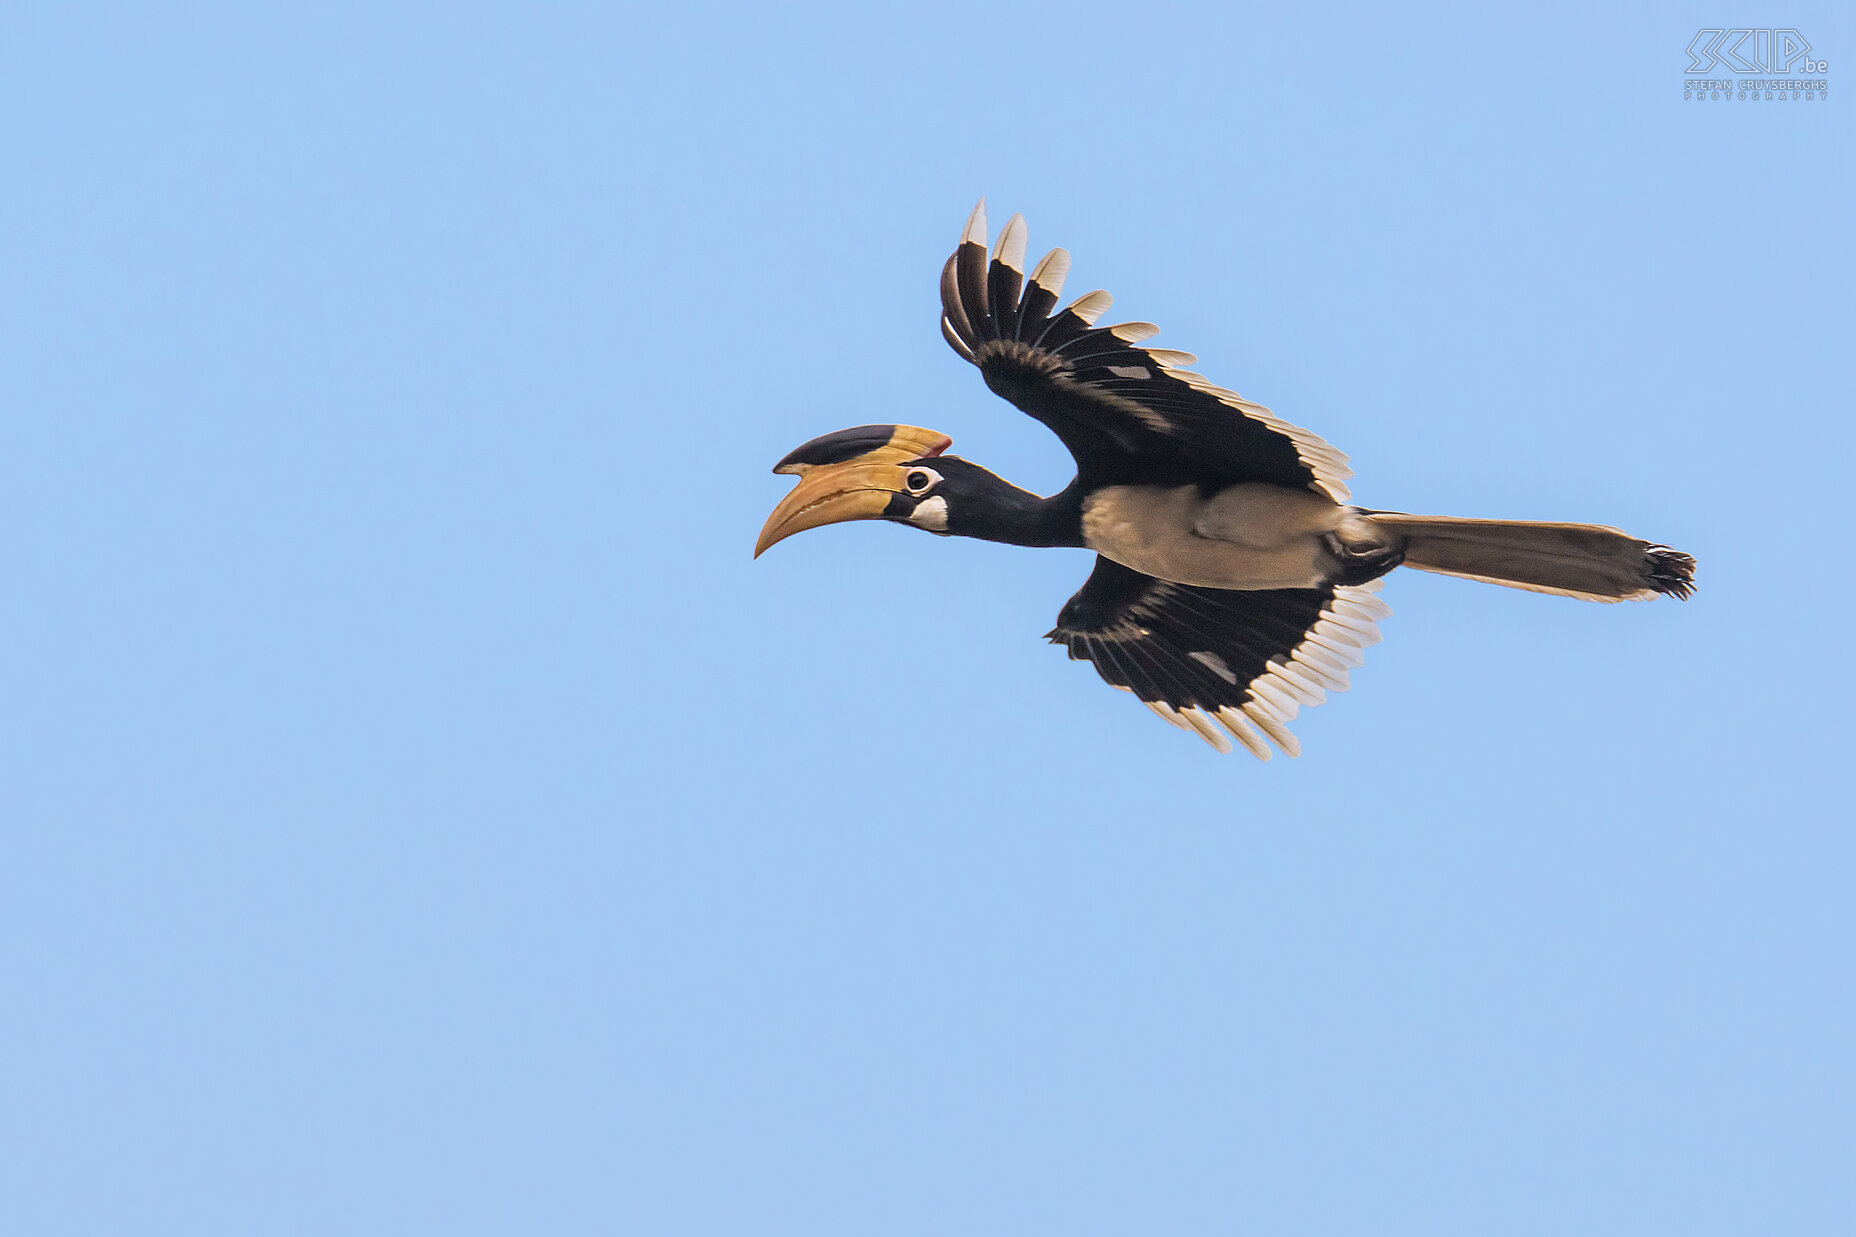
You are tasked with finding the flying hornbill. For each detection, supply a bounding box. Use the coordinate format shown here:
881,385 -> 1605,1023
755,202 -> 1695,758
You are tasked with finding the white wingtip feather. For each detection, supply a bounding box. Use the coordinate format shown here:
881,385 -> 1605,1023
1069,290 -> 1113,325
1177,708 -> 1231,752
1248,677 -> 1302,720
1145,700 -> 1190,731
996,213 -> 1027,272
1030,247 -> 1070,297
1303,633 -> 1366,667
1213,708 -> 1272,760
1290,650 -> 1349,692
1266,661 -> 1328,706
1239,703 -> 1300,758
1337,590 -> 1386,615
962,199 -> 988,247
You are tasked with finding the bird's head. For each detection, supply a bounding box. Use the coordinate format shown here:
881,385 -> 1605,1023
754,423 -> 998,557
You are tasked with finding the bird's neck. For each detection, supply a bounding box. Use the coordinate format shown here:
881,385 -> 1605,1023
953,475 -> 1087,549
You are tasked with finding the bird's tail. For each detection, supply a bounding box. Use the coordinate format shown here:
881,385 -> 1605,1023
1360,514 -> 1695,602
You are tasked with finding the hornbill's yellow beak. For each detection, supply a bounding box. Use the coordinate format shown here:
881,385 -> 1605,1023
754,424 -> 952,558
754,462 -> 915,558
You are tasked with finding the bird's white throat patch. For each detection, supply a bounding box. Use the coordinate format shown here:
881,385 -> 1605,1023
910,495 -> 950,532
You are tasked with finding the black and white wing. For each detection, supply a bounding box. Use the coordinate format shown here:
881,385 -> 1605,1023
1047,556 -> 1391,758
940,201 -> 1353,499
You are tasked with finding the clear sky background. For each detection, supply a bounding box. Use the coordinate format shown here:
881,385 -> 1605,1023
3,3 -> 1852,1234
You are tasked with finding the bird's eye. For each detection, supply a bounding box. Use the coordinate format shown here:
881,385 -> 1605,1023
906,470 -> 934,493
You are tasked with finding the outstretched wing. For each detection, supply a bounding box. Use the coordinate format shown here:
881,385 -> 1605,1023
941,201 -> 1353,499
1047,555 -> 1390,759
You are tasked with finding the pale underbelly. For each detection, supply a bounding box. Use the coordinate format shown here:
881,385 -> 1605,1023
1081,483 -> 1351,590
1093,537 -> 1332,590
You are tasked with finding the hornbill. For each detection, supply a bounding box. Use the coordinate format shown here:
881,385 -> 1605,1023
755,202 -> 1695,758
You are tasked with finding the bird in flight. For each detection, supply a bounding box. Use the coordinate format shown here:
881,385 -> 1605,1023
755,202 -> 1695,758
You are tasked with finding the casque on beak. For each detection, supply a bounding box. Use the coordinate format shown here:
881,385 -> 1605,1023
754,424 -> 952,557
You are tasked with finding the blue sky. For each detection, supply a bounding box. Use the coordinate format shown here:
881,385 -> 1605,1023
2,3 -> 1852,1234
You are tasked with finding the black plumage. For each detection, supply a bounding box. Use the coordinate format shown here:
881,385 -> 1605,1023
940,207 -> 1350,494
1047,555 -> 1388,757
